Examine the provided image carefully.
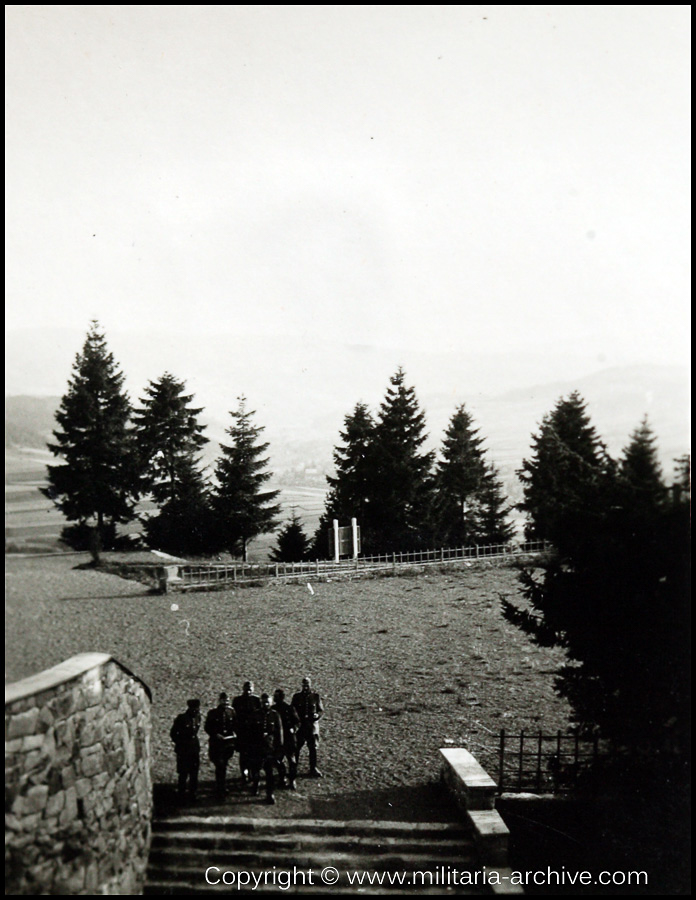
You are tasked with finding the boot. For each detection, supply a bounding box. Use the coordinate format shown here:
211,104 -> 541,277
308,746 -> 321,777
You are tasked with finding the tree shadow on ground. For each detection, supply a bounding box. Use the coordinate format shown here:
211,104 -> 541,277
308,780 -> 461,823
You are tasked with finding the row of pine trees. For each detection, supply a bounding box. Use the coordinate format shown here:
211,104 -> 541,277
312,371 -> 513,558
44,322 -> 686,567
45,323 -> 280,562
44,323 -> 516,561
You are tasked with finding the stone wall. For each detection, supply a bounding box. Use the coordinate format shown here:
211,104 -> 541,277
440,747 -> 512,868
5,653 -> 153,894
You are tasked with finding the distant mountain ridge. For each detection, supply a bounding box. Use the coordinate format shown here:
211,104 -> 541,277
6,362 -> 689,485
5,396 -> 61,450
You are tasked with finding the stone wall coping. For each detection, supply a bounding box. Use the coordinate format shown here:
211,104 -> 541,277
5,653 -> 152,705
440,747 -> 498,790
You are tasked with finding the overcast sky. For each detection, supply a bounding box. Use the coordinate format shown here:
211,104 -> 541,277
5,6 -> 691,375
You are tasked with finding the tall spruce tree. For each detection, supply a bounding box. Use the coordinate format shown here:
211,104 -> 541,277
326,401 -> 375,523
132,373 -> 214,557
619,417 -> 667,510
433,404 -> 488,546
312,402 -> 377,555
42,321 -> 138,562
133,372 -> 209,505
212,397 -> 280,561
369,368 -> 435,553
502,415 -> 690,764
517,391 -> 606,546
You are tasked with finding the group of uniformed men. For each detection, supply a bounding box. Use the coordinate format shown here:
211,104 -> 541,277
170,677 -> 324,805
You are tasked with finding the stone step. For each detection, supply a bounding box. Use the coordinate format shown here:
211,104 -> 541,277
153,815 -> 469,839
148,850 -> 472,872
145,880 -> 480,895
146,816 -> 487,895
145,870 -> 485,895
150,830 -> 473,857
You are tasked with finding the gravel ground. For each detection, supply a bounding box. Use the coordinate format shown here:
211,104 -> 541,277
5,553 -> 572,821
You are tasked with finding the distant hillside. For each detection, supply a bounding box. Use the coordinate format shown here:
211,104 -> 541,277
5,396 -> 60,449
6,361 -> 689,484
6,364 -> 689,554
424,363 -> 690,477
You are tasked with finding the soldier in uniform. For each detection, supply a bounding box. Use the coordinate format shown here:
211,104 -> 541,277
204,692 -> 237,797
272,688 -> 301,790
291,676 -> 324,778
170,698 -> 201,799
248,693 -> 282,804
232,680 -> 261,782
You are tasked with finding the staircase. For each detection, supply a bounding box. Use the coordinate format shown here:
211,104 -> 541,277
144,815 -> 490,894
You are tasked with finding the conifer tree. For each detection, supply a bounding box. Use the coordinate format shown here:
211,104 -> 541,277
619,416 -> 667,510
212,397 -> 280,561
270,511 -> 311,562
469,464 -> 515,545
369,368 -> 435,553
133,372 -> 209,505
311,402 -> 377,555
671,454 -> 690,506
325,401 -> 376,524
433,404 -> 488,546
517,391 -> 606,546
42,321 -> 138,562
142,461 -> 216,557
503,414 -> 690,763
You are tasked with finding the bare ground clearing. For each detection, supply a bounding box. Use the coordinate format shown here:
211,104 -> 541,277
5,553 -> 571,821
6,554 -> 689,892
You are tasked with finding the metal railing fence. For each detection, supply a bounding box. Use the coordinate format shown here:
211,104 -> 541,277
497,728 -> 608,794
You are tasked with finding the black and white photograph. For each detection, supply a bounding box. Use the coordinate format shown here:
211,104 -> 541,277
6,5 -> 690,895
